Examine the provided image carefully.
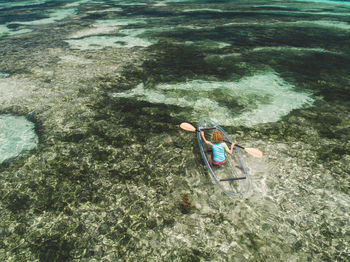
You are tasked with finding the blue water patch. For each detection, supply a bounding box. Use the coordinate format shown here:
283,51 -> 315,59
0,24 -> 32,38
0,114 -> 38,164
0,71 -> 10,78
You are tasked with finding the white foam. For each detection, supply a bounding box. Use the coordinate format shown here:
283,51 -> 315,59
113,72 -> 314,126
0,115 -> 38,164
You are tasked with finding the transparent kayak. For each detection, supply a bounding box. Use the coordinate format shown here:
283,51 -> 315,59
197,118 -> 251,197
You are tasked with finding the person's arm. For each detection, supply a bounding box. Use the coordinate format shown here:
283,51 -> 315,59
201,131 -> 213,146
222,142 -> 235,155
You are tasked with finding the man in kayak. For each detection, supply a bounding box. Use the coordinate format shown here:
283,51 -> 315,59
200,130 -> 235,165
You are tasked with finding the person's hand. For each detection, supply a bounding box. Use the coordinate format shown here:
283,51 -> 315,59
200,131 -> 207,143
230,143 -> 235,150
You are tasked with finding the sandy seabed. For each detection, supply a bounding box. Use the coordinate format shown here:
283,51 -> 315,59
0,0 -> 349,261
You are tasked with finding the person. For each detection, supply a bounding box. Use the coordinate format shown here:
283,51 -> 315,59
200,130 -> 235,166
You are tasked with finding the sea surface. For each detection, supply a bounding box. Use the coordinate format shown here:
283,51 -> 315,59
0,0 -> 349,261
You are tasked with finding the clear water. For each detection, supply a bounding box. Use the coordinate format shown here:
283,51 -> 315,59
14,8 -> 77,25
113,72 -> 314,126
0,71 -> 9,78
0,115 -> 38,164
0,0 -> 349,261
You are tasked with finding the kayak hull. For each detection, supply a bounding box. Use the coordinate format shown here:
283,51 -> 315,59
197,118 -> 251,197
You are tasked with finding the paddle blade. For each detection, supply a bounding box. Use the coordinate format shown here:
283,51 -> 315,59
180,122 -> 196,132
244,148 -> 263,158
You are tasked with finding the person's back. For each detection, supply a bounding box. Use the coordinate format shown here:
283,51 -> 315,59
201,130 -> 235,166
212,142 -> 226,164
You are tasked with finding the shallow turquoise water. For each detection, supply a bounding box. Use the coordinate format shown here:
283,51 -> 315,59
0,115 -> 38,164
0,0 -> 349,261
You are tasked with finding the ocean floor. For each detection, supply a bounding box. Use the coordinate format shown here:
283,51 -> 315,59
0,0 -> 349,261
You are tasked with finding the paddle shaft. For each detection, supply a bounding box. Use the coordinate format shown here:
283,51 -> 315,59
197,127 -> 245,149
220,177 -> 247,182
226,141 -> 244,150
197,128 -> 244,149
181,122 -> 262,158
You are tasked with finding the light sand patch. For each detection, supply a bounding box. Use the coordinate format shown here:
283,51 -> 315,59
183,8 -> 229,13
114,1 -> 147,6
113,72 -> 314,126
0,77 -> 42,105
293,0 -> 350,6
0,0 -> 48,8
0,114 -> 38,163
65,29 -> 154,50
184,40 -> 231,49
68,26 -> 118,39
153,2 -> 167,7
93,18 -> 148,27
58,55 -> 93,64
0,72 -> 10,78
86,7 -> 123,13
64,0 -> 104,7
251,46 -> 341,55
285,20 -> 350,30
14,8 -> 77,25
0,24 -> 33,38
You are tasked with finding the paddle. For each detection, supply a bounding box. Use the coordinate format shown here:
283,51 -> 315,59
220,177 -> 246,182
180,122 -> 263,158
